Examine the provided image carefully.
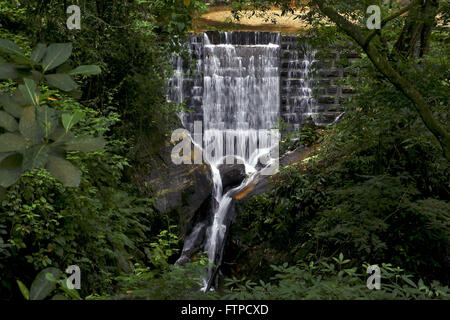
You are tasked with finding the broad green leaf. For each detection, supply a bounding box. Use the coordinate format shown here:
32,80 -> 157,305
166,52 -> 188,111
16,280 -> 30,300
46,155 -> 81,187
23,144 -> 49,171
45,73 -> 77,92
0,38 -> 24,56
0,110 -> 19,132
60,278 -> 82,300
49,128 -> 74,143
0,153 -> 23,187
51,294 -> 68,300
30,267 -> 61,300
45,273 -> 57,282
36,105 -> 59,137
61,111 -> 84,132
42,43 -> 72,72
0,152 -> 13,162
69,65 -> 101,76
0,63 -> 18,79
10,54 -> 34,66
20,106 -> 45,143
30,43 -> 47,63
0,133 -> 27,152
0,91 -> 26,118
63,136 -> 106,153
19,78 -> 39,106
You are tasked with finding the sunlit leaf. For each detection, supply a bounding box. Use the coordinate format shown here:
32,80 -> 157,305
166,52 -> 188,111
61,111 -> 84,132
16,280 -> 30,300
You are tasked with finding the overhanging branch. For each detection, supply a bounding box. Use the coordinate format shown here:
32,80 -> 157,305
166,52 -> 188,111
364,0 -> 420,48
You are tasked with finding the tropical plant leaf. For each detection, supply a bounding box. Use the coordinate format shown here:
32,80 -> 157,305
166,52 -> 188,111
42,43 -> 72,72
0,153 -> 23,187
51,294 -> 68,300
18,78 -> 39,106
23,144 -> 49,171
19,106 -> 45,143
69,65 -> 101,76
0,133 -> 27,152
0,63 -> 18,79
46,155 -> 81,187
16,280 -> 30,300
49,128 -> 74,143
30,43 -> 47,63
61,111 -> 84,132
60,278 -> 82,300
0,92 -> 25,118
30,267 -> 61,300
36,105 -> 59,138
63,136 -> 106,153
0,152 -> 13,162
45,73 -> 77,92
0,38 -> 24,56
0,110 -> 19,132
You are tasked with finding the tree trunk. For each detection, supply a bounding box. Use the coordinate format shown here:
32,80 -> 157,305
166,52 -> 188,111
393,0 -> 439,59
313,0 -> 449,160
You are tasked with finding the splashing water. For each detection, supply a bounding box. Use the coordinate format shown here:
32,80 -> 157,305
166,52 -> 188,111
168,31 -> 314,291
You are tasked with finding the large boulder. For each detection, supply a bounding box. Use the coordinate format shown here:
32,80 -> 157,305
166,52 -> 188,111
217,162 -> 247,191
131,129 -> 214,239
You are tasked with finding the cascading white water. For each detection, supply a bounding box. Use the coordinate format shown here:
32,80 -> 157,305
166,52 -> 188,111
168,31 -> 318,290
284,43 -> 317,127
199,32 -> 280,289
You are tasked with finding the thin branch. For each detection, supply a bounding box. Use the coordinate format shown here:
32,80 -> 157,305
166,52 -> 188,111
313,0 -> 368,46
364,0 -> 420,48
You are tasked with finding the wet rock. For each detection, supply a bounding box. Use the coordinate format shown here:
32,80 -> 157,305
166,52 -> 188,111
218,162 -> 247,190
132,129 -> 214,239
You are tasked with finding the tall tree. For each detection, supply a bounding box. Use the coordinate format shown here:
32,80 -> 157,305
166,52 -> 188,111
233,0 -> 449,159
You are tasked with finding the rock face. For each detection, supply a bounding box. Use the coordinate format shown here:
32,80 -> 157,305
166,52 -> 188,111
134,130 -> 214,239
218,163 -> 246,191
231,146 -> 312,201
223,146 -> 316,280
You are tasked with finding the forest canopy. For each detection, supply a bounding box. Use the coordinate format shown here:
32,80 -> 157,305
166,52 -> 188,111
0,0 -> 448,302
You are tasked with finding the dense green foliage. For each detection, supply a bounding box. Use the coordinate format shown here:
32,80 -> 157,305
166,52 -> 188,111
234,26 -> 449,292
0,0 -> 448,301
224,256 -> 449,300
0,0 -> 207,300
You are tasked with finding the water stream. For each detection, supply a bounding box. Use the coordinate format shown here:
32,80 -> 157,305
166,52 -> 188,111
168,31 -> 315,290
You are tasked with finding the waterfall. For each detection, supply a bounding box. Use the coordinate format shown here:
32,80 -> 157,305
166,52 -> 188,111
283,42 -> 317,128
168,31 -> 314,290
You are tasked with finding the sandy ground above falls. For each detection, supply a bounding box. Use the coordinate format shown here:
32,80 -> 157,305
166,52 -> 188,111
193,6 -> 312,34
